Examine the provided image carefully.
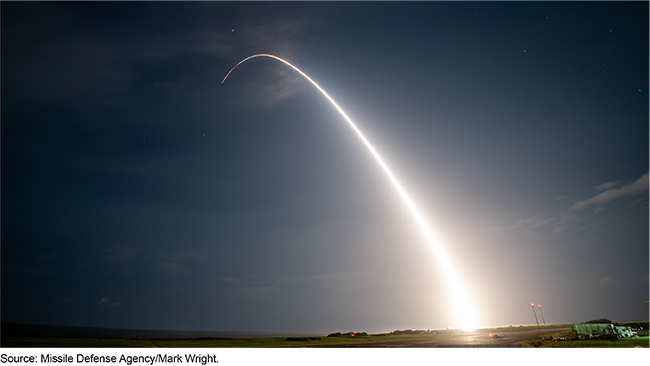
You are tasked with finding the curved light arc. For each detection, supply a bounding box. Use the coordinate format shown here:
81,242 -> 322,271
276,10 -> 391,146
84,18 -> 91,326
222,54 -> 478,330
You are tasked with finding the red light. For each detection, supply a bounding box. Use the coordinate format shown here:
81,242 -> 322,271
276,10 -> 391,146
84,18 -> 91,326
489,333 -> 493,337
530,303 -> 534,307
538,304 -> 541,308
351,333 -> 355,337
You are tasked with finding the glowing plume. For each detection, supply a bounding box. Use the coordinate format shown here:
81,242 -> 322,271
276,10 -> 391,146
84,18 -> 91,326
222,54 -> 478,330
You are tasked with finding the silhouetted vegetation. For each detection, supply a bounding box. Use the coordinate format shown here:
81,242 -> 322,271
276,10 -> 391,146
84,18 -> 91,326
326,332 -> 367,338
284,337 -> 321,341
525,335 -> 545,348
613,321 -> 649,329
584,318 -> 613,324
390,329 -> 431,335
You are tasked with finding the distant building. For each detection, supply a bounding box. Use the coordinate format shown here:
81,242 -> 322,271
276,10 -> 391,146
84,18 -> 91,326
615,326 -> 635,338
572,323 -> 635,340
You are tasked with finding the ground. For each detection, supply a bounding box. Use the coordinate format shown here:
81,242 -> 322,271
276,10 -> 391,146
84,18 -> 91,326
2,323 -> 648,348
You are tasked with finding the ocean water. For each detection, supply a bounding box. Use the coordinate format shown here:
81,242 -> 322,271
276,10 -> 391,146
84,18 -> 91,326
1,323 -> 325,339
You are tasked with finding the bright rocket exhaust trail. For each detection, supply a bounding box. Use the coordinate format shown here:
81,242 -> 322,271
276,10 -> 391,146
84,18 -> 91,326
222,54 -> 478,330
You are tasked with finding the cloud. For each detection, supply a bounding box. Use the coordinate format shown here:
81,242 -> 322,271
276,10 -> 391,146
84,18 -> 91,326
227,286 -> 284,301
235,68 -> 306,106
221,271 -> 377,302
53,297 -> 72,304
598,277 -> 620,288
569,172 -> 648,212
105,244 -> 141,264
220,276 -> 242,283
155,251 -> 206,275
5,4 -> 319,111
37,254 -> 56,262
509,216 -> 554,232
4,265 -> 57,277
98,297 -> 121,307
595,181 -> 618,192
510,172 -> 649,235
552,212 -> 584,234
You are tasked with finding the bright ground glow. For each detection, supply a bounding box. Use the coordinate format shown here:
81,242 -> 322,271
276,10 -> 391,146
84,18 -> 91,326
223,54 -> 479,330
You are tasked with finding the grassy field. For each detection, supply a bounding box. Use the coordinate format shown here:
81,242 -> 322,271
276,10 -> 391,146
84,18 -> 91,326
1,333 -> 453,348
3,322 -> 648,348
5,334 -> 647,348
542,336 -> 649,348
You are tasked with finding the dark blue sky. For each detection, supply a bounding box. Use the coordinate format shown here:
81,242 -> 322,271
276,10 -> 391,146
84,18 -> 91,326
2,1 -> 648,333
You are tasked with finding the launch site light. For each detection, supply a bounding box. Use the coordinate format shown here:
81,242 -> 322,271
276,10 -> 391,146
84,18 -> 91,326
538,304 -> 550,337
530,303 -> 543,337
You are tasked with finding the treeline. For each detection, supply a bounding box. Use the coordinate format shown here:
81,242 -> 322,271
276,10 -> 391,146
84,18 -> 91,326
583,319 -> 649,328
584,318 -> 613,324
326,329 -> 435,337
327,329 -> 440,337
326,332 -> 368,337
613,321 -> 649,329
389,329 -> 432,335
284,337 -> 322,342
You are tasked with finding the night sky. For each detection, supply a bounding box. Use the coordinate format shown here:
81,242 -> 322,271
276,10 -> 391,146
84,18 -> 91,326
2,1 -> 648,334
